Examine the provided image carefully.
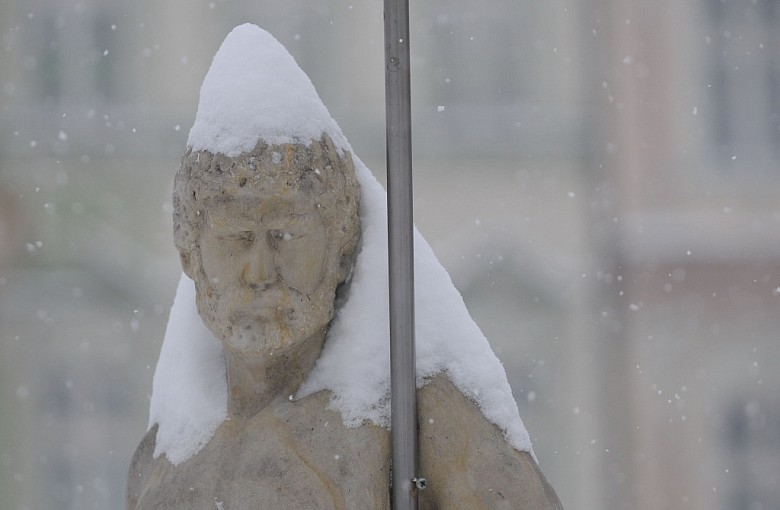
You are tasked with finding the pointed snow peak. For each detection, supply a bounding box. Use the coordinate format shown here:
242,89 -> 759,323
187,24 -> 349,156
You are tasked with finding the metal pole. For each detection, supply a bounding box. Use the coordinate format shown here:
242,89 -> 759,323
383,0 -> 418,508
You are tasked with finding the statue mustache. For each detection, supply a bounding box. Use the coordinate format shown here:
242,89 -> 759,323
220,286 -> 302,322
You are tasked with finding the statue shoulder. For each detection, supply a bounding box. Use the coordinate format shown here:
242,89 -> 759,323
126,425 -> 159,510
126,395 -> 392,509
417,375 -> 563,509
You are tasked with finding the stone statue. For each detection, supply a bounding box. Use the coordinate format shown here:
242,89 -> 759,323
127,134 -> 562,509
127,23 -> 562,510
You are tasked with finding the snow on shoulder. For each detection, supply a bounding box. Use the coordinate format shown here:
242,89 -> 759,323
149,24 -> 531,465
148,275 -> 227,465
187,23 -> 349,157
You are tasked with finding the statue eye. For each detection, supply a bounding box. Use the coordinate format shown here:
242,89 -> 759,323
268,230 -> 282,249
223,231 -> 254,243
268,230 -> 300,250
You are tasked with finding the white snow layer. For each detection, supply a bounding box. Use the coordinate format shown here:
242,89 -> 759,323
149,23 -> 531,465
148,275 -> 227,464
187,23 -> 350,157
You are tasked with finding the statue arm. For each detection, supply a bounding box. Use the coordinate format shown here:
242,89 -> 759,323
416,375 -> 563,510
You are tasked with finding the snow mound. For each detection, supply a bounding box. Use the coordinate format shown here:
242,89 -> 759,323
187,23 -> 350,157
148,275 -> 227,465
148,24 -> 531,465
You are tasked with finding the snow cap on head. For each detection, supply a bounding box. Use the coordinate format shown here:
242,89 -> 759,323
187,23 -> 350,157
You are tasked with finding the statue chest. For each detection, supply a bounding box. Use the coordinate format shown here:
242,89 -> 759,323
136,400 -> 391,509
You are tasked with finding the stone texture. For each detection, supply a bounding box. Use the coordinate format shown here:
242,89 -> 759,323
128,389 -> 391,509
417,375 -> 563,510
172,134 -> 361,367
128,135 -> 563,508
173,134 -> 361,419
128,374 -> 562,509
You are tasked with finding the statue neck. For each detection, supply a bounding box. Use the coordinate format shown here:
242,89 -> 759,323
224,328 -> 326,419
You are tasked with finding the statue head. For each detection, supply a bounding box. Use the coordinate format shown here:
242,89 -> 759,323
172,134 -> 360,358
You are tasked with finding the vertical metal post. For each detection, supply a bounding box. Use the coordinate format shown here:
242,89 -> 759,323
384,0 -> 418,509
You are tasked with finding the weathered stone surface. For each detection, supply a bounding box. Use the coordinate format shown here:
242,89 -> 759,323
128,374 -> 563,509
417,375 -> 563,510
128,134 -> 563,508
128,389 -> 391,509
173,134 -> 361,357
173,134 -> 361,419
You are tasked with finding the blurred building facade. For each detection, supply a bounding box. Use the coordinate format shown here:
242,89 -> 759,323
1,1 -> 778,509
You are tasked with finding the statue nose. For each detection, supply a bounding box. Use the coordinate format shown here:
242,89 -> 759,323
241,245 -> 277,288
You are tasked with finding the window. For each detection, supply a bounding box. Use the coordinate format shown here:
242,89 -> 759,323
726,397 -> 780,509
705,0 -> 780,168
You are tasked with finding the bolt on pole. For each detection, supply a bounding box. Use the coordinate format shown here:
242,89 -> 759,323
383,0 -> 418,509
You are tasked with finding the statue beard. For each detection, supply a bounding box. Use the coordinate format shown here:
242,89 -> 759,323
197,279 -> 333,355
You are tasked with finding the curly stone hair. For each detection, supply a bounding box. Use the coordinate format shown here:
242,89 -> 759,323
172,133 -> 361,286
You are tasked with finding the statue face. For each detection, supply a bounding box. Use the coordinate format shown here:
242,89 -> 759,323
197,191 -> 339,354
173,137 -> 361,360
